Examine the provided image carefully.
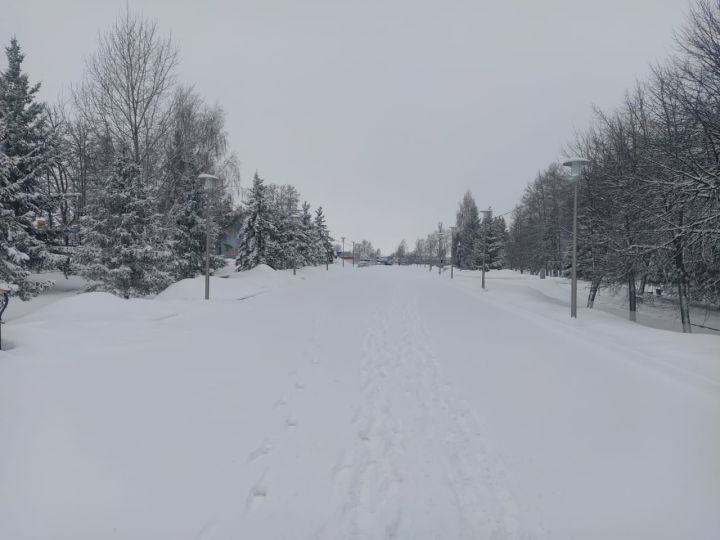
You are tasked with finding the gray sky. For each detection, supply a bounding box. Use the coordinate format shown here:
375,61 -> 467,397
3,0 -> 690,253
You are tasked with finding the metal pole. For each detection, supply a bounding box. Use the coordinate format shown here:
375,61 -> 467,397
481,228 -> 486,290
0,291 -> 7,350
449,228 -> 454,279
205,193 -> 210,300
341,237 -> 345,267
571,181 -> 578,318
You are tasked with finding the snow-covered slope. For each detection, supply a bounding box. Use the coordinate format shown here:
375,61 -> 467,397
0,265 -> 718,539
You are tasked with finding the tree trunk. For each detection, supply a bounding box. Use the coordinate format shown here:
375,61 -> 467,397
587,277 -> 601,308
678,277 -> 692,333
628,272 -> 637,322
672,213 -> 692,333
639,274 -> 647,295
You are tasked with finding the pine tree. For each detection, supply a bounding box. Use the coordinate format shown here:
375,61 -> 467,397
0,38 -> 55,298
236,172 -> 276,270
76,151 -> 173,297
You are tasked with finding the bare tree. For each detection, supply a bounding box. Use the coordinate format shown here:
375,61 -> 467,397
79,9 -> 179,182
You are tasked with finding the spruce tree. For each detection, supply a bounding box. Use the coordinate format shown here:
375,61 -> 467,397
76,151 -> 172,297
266,184 -> 303,270
486,216 -> 508,270
0,38 -> 55,298
236,173 -> 275,270
299,201 -> 320,265
314,206 -> 334,265
161,132 -> 224,279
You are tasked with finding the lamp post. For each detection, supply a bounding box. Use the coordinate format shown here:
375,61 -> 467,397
341,237 -> 345,267
352,241 -> 356,267
450,226 -> 457,279
480,208 -> 492,290
0,286 -> 9,351
197,173 -> 220,300
563,158 -> 589,318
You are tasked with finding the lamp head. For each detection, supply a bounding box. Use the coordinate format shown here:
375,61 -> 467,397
197,173 -> 220,191
562,158 -> 589,179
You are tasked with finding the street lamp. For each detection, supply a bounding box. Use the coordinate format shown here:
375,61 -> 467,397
563,157 -> 589,318
480,208 -> 493,290
341,237 -> 346,267
0,285 -> 9,351
450,226 -> 457,279
197,173 -> 220,300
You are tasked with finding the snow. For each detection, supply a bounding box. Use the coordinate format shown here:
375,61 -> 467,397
0,265 -> 718,539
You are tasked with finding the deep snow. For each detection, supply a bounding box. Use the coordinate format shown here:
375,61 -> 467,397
0,265 -> 718,539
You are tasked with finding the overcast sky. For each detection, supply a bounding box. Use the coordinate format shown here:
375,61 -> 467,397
2,0 -> 691,253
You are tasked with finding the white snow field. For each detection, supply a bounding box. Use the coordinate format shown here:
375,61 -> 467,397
1,265 -> 718,539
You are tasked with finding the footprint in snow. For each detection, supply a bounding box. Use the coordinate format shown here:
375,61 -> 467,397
245,478 -> 269,511
246,439 -> 273,463
273,396 -> 288,409
285,414 -> 299,431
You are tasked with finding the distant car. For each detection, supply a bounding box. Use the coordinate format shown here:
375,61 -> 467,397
358,259 -> 371,267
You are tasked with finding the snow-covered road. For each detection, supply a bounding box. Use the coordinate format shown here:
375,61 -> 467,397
1,265 -> 718,539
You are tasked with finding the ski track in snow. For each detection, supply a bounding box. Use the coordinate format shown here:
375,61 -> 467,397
319,288 -> 521,539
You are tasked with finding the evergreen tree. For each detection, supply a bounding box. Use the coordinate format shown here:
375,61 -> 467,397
0,38 -> 55,298
76,151 -> 173,297
236,173 -> 276,270
314,206 -> 333,265
455,191 -> 480,269
160,118 -> 224,280
266,184 -> 303,270
299,201 -> 320,265
485,216 -> 507,270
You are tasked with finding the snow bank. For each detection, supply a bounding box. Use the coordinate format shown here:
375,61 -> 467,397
157,264 -> 287,302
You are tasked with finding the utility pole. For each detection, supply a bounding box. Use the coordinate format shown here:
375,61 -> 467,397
341,236 -> 345,267
352,241 -> 356,267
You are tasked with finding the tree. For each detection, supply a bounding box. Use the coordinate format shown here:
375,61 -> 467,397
395,239 -> 408,264
0,38 -> 57,298
76,151 -> 172,297
455,191 -> 480,269
236,173 -> 275,270
436,222 -> 449,266
266,184 -> 303,270
298,201 -> 320,265
159,87 -> 227,279
314,206 -> 333,265
79,10 -> 178,180
485,216 -> 508,270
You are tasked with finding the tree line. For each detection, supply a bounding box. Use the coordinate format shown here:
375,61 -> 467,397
505,0 -> 720,331
235,173 -> 334,271
394,191 -> 508,271
1,10 -> 335,300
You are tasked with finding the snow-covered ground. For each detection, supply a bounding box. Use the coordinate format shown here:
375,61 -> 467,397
0,265 -> 718,539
